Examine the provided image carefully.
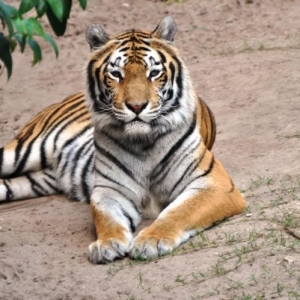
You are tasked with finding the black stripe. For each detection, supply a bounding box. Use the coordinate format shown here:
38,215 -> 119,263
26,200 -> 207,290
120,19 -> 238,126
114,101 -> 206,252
173,56 -> 183,99
120,39 -> 130,47
87,59 -> 97,104
41,100 -> 86,168
203,104 -> 209,146
94,142 -> 136,182
44,170 -> 56,181
140,39 -> 151,46
157,50 -> 166,63
94,183 -> 138,213
170,157 -> 202,194
101,130 -> 145,158
121,209 -> 136,232
169,62 -> 175,86
11,140 -> 37,177
153,138 -> 200,185
95,66 -> 108,104
52,106 -> 89,151
119,47 -> 130,52
162,96 -> 179,115
10,95 -> 85,176
81,153 -> 94,202
40,94 -> 84,135
166,89 -> 174,101
43,178 -> 61,194
56,125 -> 93,168
207,103 -> 216,150
95,167 -> 137,199
187,149 -> 207,177
81,138 -> 94,157
161,57 -> 183,115
53,115 -> 90,156
176,155 -> 215,197
71,141 -> 92,179
200,156 -> 215,177
133,55 -> 144,61
25,173 -> 46,196
95,156 -> 112,170
41,108 -> 89,170
0,147 -> 3,175
3,179 -> 13,200
65,140 -> 93,201
15,94 -> 83,169
150,114 -> 197,180
136,33 -> 152,38
15,140 -> 24,168
135,46 -> 150,52
103,54 -> 111,64
59,138 -> 91,177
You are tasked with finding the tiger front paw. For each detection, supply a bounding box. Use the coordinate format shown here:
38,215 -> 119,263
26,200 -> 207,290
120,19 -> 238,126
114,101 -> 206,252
129,231 -> 179,260
89,235 -> 132,264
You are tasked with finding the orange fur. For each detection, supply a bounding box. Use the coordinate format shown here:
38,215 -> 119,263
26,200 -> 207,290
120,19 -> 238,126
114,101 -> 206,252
91,204 -> 128,242
134,155 -> 245,248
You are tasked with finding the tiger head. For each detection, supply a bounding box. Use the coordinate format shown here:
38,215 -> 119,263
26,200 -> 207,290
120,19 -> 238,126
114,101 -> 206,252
85,16 -> 196,138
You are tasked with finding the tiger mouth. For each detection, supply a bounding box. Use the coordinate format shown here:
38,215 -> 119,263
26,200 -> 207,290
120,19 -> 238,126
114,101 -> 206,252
130,117 -> 144,122
123,116 -> 149,124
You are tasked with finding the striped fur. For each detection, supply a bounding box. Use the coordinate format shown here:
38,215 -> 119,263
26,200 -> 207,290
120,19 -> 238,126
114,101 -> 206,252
0,17 -> 245,263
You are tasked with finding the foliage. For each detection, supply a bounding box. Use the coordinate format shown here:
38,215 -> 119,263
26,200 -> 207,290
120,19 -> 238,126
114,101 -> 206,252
0,0 -> 87,79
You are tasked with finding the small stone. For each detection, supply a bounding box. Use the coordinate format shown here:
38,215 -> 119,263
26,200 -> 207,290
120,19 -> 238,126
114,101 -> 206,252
284,256 -> 300,264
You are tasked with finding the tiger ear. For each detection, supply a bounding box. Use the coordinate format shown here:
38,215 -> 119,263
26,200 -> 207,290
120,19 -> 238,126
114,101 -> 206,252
86,24 -> 110,50
152,16 -> 177,42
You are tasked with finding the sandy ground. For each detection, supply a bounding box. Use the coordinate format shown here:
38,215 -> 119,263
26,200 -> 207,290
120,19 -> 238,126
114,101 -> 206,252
0,0 -> 300,299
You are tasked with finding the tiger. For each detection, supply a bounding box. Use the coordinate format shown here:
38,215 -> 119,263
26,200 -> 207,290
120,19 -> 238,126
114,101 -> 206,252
0,16 -> 245,263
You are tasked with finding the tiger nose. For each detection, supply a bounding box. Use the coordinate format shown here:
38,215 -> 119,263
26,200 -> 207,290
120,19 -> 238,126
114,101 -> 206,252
125,101 -> 148,114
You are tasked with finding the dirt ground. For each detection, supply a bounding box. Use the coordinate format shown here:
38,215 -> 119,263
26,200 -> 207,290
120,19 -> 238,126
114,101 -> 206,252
0,0 -> 300,299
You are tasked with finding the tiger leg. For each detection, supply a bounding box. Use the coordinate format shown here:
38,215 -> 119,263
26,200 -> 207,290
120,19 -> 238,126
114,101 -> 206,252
0,169 -> 60,202
88,186 -> 141,263
0,138 -> 47,178
130,157 -> 246,259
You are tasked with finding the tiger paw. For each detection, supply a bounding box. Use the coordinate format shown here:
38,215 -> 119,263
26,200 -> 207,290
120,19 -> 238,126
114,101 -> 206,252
88,236 -> 132,264
129,233 -> 178,260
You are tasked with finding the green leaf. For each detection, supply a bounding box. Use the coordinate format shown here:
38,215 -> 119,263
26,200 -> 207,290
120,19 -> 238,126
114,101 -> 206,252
62,0 -> 72,20
12,17 -> 27,36
15,33 -> 26,53
0,1 -> 19,18
24,20 -> 34,39
19,0 -> 39,15
77,0 -> 87,10
0,2 -> 17,36
43,33 -> 58,57
46,6 -> 67,36
7,36 -> 17,52
46,0 -> 64,22
0,10 -> 6,28
27,38 -> 42,65
25,17 -> 44,36
35,0 -> 48,17
45,0 -> 71,34
0,32 -> 13,79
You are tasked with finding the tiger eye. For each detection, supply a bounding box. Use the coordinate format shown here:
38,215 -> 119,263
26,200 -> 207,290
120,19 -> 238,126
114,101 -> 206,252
149,70 -> 160,78
111,71 -> 122,79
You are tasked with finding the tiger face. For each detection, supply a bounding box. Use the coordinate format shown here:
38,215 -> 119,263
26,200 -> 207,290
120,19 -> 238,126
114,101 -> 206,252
105,47 -> 164,135
86,17 -> 195,137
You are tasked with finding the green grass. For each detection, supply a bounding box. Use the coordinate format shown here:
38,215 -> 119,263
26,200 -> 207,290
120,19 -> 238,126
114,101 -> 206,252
103,174 -> 299,299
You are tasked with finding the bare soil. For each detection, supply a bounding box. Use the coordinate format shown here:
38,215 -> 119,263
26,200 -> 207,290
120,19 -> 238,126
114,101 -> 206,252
0,0 -> 300,299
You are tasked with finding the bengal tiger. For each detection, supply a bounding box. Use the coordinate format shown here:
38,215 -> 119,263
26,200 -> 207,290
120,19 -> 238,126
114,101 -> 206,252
0,16 -> 245,263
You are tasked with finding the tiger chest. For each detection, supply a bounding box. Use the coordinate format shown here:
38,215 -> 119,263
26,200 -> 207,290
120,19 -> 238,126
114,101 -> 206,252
93,132 -> 200,215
